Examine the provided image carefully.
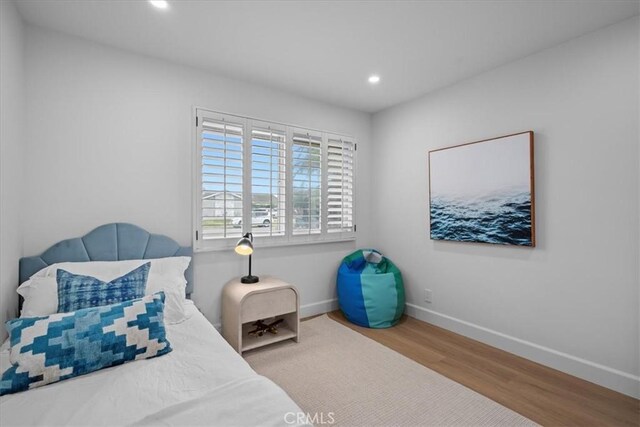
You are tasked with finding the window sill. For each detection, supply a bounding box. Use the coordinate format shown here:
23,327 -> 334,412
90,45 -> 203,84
193,234 -> 356,253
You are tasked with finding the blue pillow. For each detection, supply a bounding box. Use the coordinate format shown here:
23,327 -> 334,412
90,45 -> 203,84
57,262 -> 150,313
1,292 -> 171,396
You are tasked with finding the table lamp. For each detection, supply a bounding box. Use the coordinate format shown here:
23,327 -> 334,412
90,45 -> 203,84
234,232 -> 259,284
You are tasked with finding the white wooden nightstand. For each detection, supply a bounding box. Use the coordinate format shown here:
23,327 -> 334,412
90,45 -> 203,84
222,276 -> 300,354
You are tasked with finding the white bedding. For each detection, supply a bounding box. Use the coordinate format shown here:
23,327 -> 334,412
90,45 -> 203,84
0,301 -> 307,427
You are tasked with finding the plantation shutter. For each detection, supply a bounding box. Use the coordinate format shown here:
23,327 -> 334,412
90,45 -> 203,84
194,108 -> 356,251
292,129 -> 322,235
327,135 -> 355,233
199,113 -> 244,240
250,122 -> 287,237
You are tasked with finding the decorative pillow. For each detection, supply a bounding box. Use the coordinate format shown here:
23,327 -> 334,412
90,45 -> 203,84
0,292 -> 171,396
18,257 -> 191,324
56,263 -> 150,313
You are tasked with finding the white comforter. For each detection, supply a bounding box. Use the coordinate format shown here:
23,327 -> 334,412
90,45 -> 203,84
0,301 -> 307,427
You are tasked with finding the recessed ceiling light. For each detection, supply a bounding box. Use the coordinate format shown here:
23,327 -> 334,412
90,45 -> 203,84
149,0 -> 168,9
368,75 -> 381,84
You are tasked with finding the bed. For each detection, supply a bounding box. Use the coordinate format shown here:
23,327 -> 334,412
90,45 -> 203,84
0,223 -> 307,427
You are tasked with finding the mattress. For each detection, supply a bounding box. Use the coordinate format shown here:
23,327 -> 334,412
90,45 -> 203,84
0,301 -> 307,426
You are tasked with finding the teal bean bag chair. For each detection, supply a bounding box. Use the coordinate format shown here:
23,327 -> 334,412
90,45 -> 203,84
337,249 -> 405,328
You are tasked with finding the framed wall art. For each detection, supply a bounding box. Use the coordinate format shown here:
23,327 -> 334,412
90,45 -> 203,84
428,131 -> 535,246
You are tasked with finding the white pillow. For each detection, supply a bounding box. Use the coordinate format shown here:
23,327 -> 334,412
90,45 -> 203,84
17,276 -> 58,318
17,257 -> 191,324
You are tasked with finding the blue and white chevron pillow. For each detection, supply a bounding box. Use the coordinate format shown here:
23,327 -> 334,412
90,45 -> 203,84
57,262 -> 150,313
0,292 -> 171,396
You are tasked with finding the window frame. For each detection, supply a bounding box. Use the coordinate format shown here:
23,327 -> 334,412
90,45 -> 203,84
193,108 -> 356,252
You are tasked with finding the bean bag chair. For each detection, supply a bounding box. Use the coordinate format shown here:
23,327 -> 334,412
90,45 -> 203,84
337,249 -> 405,328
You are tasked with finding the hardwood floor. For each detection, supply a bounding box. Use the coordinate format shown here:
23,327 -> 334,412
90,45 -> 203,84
325,310 -> 639,427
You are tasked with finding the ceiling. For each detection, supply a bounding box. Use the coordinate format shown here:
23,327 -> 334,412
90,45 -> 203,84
15,0 -> 639,113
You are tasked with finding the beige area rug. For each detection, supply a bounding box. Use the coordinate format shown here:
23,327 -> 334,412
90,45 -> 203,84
244,315 -> 536,427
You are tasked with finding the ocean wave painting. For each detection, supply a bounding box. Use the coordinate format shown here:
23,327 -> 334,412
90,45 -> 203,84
428,132 -> 535,247
430,188 -> 532,246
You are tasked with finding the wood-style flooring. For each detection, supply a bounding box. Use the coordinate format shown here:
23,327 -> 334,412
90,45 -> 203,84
323,310 -> 639,427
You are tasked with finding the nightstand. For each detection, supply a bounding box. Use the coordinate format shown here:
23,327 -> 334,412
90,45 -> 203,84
222,276 -> 300,354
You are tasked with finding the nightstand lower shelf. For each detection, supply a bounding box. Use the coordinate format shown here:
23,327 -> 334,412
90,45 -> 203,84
241,322 -> 297,352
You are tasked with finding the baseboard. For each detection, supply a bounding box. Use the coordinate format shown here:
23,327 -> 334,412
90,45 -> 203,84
300,298 -> 339,318
405,303 -> 640,399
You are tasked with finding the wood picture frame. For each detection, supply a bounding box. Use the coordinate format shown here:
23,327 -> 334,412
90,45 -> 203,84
428,131 -> 535,247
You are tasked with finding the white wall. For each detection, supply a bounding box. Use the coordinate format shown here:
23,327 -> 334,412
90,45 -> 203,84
0,0 -> 25,341
372,17 -> 639,397
23,26 -> 372,326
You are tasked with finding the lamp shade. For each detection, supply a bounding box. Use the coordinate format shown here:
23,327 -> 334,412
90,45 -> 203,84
235,237 -> 253,255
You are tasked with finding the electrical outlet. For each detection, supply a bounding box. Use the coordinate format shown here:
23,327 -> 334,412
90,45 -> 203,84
424,289 -> 432,303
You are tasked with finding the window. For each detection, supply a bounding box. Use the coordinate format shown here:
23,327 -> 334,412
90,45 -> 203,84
194,109 -> 356,251
250,122 -> 286,237
292,129 -> 322,236
199,115 -> 244,240
326,134 -> 355,233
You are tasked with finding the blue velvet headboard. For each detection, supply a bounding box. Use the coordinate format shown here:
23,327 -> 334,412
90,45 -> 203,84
19,223 -> 193,295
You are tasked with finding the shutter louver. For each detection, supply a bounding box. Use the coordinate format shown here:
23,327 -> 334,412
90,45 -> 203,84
200,117 -> 244,240
292,130 -> 322,235
327,136 -> 354,233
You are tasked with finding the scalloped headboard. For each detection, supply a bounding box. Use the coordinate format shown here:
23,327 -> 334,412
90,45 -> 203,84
19,223 -> 193,295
